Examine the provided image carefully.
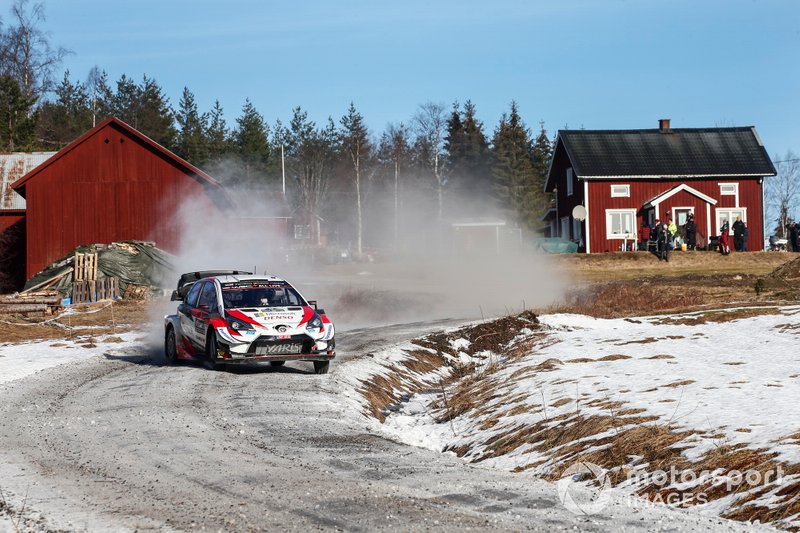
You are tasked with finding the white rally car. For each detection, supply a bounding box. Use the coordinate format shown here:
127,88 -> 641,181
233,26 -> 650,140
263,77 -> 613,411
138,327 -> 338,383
164,271 -> 335,373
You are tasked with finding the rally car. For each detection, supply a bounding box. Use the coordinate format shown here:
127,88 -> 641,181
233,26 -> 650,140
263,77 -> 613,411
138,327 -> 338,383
164,271 -> 335,374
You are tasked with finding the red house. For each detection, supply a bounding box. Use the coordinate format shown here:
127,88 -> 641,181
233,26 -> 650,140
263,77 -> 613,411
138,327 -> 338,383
545,119 -> 777,253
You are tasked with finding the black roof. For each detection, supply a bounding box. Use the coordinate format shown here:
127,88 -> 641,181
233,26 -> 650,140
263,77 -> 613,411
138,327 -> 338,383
555,127 -> 777,180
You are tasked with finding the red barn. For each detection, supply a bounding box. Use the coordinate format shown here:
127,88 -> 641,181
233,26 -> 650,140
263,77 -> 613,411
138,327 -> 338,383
545,120 -> 777,253
11,117 -> 232,278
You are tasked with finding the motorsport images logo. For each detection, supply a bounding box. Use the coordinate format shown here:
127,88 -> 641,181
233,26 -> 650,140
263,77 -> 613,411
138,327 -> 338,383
556,461 -> 612,515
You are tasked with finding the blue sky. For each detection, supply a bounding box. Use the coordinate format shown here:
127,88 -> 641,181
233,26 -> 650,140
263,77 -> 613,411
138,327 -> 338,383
32,0 -> 800,156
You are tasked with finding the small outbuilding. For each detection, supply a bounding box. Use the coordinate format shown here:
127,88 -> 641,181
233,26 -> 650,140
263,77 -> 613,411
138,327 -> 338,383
12,117 -> 231,278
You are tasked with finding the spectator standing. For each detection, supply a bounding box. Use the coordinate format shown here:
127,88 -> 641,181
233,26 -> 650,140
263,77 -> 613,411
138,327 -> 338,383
742,222 -> 749,252
790,222 -> 800,252
684,214 -> 697,250
719,220 -> 731,255
732,216 -> 745,252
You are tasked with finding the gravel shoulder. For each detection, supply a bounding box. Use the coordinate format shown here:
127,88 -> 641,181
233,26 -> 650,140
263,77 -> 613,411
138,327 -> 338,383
0,321 -> 762,532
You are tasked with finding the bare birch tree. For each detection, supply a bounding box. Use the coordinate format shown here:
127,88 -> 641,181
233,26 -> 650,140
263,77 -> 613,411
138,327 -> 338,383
412,101 -> 447,219
0,0 -> 69,105
378,122 -> 411,246
765,150 -> 800,239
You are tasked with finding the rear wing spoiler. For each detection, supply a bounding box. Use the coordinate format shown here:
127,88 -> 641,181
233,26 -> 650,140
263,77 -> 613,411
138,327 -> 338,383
173,270 -> 253,300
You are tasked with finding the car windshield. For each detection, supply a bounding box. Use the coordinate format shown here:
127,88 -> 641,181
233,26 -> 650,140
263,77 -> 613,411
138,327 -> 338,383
221,281 -> 305,309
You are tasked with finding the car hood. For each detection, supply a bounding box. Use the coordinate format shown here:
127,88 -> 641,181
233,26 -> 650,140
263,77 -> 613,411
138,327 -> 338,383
225,306 -> 315,330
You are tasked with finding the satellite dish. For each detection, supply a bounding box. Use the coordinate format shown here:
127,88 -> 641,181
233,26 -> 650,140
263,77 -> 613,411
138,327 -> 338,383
572,205 -> 587,221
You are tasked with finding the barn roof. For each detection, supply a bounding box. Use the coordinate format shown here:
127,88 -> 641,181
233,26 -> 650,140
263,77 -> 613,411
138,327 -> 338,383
0,152 -> 56,209
11,117 -> 230,209
550,126 -> 777,184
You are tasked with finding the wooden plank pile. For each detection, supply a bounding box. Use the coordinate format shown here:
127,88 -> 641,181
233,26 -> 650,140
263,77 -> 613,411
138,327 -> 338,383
0,291 -> 61,316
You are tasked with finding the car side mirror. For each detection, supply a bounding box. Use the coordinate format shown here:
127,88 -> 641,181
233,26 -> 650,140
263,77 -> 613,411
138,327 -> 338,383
170,290 -> 181,301
308,300 -> 318,309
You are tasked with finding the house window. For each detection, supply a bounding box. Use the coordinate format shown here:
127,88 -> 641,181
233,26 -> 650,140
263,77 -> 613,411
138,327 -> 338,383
560,216 -> 570,239
715,208 -> 746,233
719,183 -> 738,196
294,224 -> 312,240
605,209 -> 636,239
566,168 -> 574,197
610,184 -> 630,198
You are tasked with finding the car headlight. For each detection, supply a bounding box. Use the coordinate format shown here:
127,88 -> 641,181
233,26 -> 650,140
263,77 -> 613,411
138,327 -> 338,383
306,313 -> 323,331
228,317 -> 254,331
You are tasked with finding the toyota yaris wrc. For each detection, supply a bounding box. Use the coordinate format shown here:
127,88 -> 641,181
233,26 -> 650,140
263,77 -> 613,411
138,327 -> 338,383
164,271 -> 335,374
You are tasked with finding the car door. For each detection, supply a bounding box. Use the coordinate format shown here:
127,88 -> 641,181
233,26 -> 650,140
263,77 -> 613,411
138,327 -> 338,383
193,281 -> 219,350
179,281 -> 204,349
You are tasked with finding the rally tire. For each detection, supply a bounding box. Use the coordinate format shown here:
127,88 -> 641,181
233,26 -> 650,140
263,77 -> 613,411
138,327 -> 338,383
205,330 -> 223,371
164,327 -> 177,364
313,361 -> 330,375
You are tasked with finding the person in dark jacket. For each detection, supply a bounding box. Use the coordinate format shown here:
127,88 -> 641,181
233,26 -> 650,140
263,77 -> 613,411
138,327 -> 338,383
741,222 -> 749,252
732,216 -> 745,252
684,215 -> 697,250
790,222 -> 800,253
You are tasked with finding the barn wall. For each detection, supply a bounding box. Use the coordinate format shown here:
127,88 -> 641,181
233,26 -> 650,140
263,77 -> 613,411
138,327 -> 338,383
23,122 -> 225,277
585,178 -> 764,253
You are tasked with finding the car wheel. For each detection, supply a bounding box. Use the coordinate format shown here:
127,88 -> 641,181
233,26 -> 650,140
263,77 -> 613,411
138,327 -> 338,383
270,361 -> 285,367
205,330 -> 223,371
313,361 -> 330,375
164,326 -> 177,364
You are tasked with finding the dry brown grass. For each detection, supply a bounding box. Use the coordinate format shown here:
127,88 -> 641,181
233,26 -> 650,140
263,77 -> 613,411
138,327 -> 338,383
556,251 -> 794,282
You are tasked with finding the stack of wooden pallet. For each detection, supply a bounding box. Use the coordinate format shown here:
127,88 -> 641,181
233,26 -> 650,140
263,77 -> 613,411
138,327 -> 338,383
72,252 -> 120,304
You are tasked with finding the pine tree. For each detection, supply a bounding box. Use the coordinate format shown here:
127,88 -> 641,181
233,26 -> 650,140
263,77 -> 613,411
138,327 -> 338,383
232,98 -> 271,184
339,102 -> 373,256
205,99 -> 229,161
137,75 -> 176,149
175,86 -> 208,165
491,102 -> 539,228
36,70 -> 92,149
531,121 -> 554,214
0,75 -> 37,150
444,100 -> 492,205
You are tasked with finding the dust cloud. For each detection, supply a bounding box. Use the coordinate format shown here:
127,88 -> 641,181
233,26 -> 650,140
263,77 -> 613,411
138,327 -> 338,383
154,177 -> 567,331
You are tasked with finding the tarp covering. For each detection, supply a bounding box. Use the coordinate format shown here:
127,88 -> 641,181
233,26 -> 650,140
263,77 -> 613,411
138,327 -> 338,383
23,241 -> 175,296
533,238 -> 579,254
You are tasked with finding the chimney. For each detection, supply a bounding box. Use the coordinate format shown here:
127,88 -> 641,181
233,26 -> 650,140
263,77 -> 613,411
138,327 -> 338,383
659,118 -> 671,132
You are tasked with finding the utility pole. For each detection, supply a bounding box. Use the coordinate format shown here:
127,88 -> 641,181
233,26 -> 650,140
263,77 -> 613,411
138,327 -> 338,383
281,145 -> 286,196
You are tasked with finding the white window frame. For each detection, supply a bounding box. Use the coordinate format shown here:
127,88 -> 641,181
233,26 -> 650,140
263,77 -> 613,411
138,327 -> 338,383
560,216 -> 570,239
294,224 -> 312,240
566,168 -> 574,197
610,184 -> 630,198
719,182 -> 740,207
605,209 -> 637,240
715,208 -> 746,232
672,206 -> 695,226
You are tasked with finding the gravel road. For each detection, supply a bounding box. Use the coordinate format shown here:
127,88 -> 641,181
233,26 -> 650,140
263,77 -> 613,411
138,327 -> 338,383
0,321 -> 759,532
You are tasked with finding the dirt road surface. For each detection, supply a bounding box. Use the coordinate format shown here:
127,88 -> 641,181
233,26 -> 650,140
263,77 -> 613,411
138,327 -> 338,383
0,321 -> 757,532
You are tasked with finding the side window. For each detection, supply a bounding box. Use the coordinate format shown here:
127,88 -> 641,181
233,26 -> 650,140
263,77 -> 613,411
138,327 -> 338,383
185,282 -> 203,307
198,282 -> 218,309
